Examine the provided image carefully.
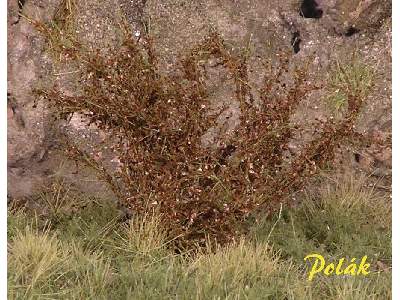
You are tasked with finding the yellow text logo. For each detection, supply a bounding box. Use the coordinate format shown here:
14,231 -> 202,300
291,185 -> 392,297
304,254 -> 371,281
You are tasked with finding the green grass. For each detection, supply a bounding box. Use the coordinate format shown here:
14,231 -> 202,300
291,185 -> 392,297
8,175 -> 391,299
327,56 -> 374,115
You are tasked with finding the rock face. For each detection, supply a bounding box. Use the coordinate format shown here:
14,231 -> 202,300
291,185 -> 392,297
8,0 -> 61,198
7,0 -> 391,199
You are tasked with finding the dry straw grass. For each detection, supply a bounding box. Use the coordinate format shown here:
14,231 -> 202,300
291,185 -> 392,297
7,175 -> 391,299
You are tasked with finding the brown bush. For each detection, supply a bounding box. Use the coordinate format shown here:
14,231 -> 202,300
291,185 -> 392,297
33,23 -> 366,246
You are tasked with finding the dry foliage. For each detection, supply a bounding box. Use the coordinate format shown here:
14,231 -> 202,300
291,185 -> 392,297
33,22 -> 367,246
26,0 -> 80,61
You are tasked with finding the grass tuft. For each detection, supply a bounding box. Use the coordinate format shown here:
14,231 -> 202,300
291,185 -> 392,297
8,226 -> 69,298
327,55 -> 374,115
8,176 -> 391,299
